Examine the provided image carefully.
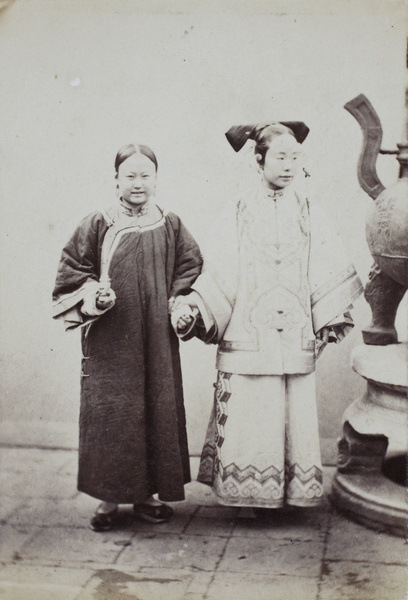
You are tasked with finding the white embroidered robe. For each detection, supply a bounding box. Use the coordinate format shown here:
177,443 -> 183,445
184,185 -> 363,507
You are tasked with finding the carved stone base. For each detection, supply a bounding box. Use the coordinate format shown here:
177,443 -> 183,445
343,343 -> 408,454
331,343 -> 408,537
332,470 -> 407,537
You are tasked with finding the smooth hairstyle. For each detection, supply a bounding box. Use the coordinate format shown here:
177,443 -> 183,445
114,143 -> 158,174
253,123 -> 296,166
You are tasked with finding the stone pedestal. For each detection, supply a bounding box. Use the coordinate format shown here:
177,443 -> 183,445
331,343 -> 408,537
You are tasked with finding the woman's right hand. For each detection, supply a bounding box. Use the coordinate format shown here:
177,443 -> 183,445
95,288 -> 116,311
177,311 -> 194,331
170,301 -> 199,333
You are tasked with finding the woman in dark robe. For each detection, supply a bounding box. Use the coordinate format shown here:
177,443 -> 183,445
53,143 -> 202,530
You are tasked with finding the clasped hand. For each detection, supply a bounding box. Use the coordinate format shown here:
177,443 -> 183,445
170,295 -> 199,332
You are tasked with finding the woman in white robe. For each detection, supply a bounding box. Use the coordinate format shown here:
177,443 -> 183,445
172,122 -> 363,511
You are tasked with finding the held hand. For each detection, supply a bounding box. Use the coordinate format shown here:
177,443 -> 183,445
172,304 -> 199,333
177,312 -> 194,331
177,306 -> 200,332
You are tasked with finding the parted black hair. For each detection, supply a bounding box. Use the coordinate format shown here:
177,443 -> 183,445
114,143 -> 158,174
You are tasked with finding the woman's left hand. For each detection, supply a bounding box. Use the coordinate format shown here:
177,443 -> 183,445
315,327 -> 330,359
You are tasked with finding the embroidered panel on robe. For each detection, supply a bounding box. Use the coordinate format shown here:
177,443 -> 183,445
197,371 -> 324,508
191,186 -> 363,375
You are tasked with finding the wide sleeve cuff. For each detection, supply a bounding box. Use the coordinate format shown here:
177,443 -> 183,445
53,305 -> 100,332
52,280 -> 99,318
53,280 -> 110,331
191,273 -> 233,343
311,266 -> 363,333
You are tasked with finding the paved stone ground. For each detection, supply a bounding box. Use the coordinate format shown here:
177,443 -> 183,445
0,447 -> 406,600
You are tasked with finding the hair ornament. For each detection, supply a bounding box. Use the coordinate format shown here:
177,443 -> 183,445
225,121 -> 309,152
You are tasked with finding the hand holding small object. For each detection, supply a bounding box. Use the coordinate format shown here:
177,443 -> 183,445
96,282 -> 116,311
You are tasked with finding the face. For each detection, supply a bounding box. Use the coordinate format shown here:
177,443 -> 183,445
116,153 -> 157,206
260,134 -> 301,190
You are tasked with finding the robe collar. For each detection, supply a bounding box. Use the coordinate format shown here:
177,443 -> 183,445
264,187 -> 285,200
119,197 -> 151,217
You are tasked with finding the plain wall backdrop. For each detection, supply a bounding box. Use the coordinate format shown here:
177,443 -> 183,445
0,0 -> 407,456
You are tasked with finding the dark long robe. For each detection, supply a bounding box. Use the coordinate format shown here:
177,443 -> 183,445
53,205 -> 202,504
